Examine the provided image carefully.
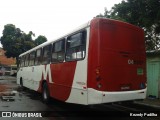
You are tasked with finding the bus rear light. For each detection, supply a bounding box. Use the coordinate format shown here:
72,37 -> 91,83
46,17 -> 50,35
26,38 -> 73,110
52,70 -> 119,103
95,68 -> 100,74
97,83 -> 102,88
96,76 -> 102,81
95,67 -> 102,81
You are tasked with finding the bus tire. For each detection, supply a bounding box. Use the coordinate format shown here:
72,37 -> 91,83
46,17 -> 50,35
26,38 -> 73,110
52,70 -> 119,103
42,82 -> 50,103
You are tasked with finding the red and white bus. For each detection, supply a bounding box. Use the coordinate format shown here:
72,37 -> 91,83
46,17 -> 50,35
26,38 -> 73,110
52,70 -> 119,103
17,18 -> 146,105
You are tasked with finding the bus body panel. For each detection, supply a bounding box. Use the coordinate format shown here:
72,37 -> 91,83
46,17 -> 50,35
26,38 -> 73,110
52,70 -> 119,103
17,63 -> 77,101
65,61 -> 88,105
88,88 -> 146,104
87,18 -> 146,104
65,27 -> 90,104
49,62 -> 77,101
99,19 -> 146,92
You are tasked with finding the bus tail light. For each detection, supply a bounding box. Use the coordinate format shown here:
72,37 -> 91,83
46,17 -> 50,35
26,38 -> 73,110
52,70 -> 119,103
95,68 -> 100,74
97,83 -> 102,88
95,67 -> 102,89
95,68 -> 102,81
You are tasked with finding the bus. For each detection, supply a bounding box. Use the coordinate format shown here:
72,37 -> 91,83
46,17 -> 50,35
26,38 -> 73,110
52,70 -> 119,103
17,18 -> 146,105
10,65 -> 17,76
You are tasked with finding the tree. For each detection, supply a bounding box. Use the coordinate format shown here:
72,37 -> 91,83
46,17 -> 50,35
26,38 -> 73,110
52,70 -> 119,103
0,24 -> 35,61
0,24 -> 48,62
34,35 -> 47,46
98,0 -> 160,50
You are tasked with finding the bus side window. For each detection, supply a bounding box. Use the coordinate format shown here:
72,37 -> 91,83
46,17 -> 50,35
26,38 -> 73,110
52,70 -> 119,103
24,54 -> 30,67
35,48 -> 42,65
19,56 -> 25,67
42,44 -> 52,64
29,51 -> 35,66
52,39 -> 65,63
66,31 -> 86,61
20,56 -> 24,67
18,57 -> 21,68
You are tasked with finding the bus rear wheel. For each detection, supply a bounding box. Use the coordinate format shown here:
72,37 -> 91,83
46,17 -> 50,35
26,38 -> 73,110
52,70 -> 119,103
42,82 -> 50,103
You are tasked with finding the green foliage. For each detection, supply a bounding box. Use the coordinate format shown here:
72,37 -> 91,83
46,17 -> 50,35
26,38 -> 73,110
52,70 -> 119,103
35,35 -> 47,46
97,0 -> 160,50
0,24 -> 47,60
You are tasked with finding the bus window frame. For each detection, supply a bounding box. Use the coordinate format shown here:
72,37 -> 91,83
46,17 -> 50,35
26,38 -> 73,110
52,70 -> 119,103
51,38 -> 65,63
24,54 -> 30,67
29,51 -> 36,66
65,30 -> 87,62
42,44 -> 52,65
35,48 -> 42,66
18,57 -> 21,68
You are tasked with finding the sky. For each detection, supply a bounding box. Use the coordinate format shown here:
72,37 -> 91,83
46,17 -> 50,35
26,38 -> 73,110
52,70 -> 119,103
0,0 -> 122,47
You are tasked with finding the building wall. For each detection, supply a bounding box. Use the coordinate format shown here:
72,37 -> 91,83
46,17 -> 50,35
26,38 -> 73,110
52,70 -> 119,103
147,56 -> 160,98
0,48 -> 16,66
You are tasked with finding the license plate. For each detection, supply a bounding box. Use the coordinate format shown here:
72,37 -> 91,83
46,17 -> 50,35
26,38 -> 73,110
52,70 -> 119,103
120,84 -> 131,91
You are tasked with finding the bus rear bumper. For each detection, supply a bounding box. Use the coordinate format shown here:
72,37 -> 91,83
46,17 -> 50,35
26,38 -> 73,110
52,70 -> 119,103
88,88 -> 147,105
